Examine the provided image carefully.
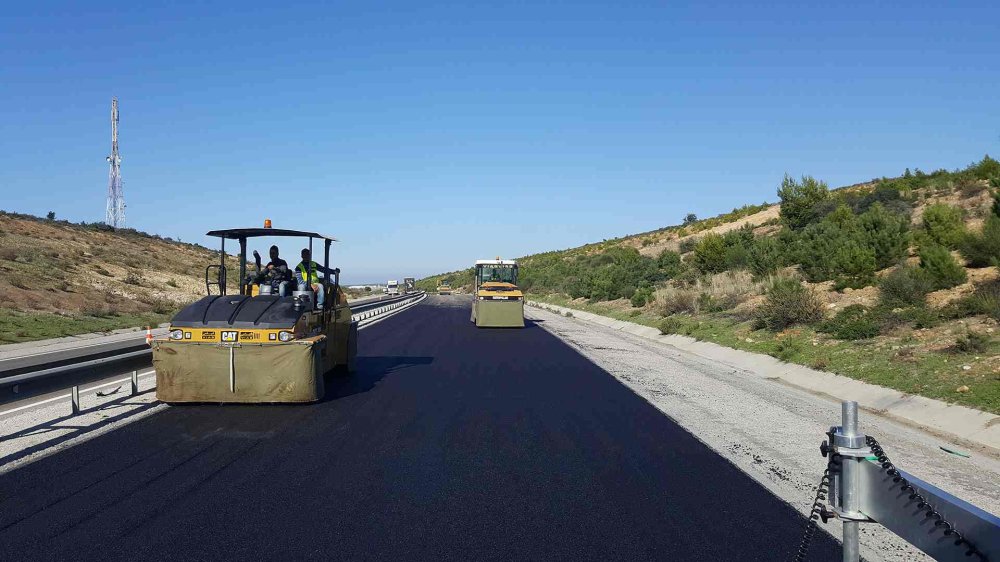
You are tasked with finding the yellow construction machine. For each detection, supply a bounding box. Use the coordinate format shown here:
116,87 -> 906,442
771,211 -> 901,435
471,258 -> 523,328
436,279 -> 452,295
152,223 -> 356,403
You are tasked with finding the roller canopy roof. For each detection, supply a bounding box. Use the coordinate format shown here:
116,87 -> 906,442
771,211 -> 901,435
206,228 -> 337,241
475,259 -> 517,265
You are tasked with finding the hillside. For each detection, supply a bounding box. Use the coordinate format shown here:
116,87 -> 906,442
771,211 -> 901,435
0,213 -> 231,343
419,156 -> 1000,413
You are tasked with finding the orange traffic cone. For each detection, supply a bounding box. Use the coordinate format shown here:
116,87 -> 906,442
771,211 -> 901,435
145,327 -> 153,346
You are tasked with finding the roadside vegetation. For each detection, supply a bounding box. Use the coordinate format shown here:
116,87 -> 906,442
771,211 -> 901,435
0,212 -> 234,342
420,156 -> 1000,414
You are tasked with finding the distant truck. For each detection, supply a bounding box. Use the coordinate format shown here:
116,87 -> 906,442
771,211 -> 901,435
403,277 -> 415,294
387,280 -> 400,296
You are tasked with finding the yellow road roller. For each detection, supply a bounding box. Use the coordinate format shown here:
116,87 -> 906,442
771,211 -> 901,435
437,279 -> 452,295
152,224 -> 356,403
471,258 -> 524,328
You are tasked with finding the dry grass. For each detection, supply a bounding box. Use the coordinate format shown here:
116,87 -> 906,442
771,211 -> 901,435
656,270 -> 768,315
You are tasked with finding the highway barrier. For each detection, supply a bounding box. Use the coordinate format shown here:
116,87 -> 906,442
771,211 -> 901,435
0,292 -> 425,417
797,401 -> 999,561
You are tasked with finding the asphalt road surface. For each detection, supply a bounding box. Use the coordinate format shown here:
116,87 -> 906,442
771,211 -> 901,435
0,296 -> 839,561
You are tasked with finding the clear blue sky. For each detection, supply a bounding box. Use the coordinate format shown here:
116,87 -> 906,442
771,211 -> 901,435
2,1 -> 998,283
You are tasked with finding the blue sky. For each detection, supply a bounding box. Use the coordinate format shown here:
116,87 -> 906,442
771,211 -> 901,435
1,1 -> 998,283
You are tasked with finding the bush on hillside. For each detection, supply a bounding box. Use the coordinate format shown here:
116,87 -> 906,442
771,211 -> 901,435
818,305 -> 882,340
656,250 -> 683,277
658,287 -> 699,315
831,242 -> 878,290
953,331 -> 990,354
921,203 -> 966,249
692,233 -> 728,274
678,237 -> 698,254
747,236 -> 784,278
969,155 -> 1000,180
858,203 -> 911,269
951,281 -> 1000,320
658,317 -> 682,335
753,277 -> 824,331
918,244 -> 967,290
878,265 -> 932,308
958,215 -> 1000,267
631,286 -> 654,307
778,174 -> 829,230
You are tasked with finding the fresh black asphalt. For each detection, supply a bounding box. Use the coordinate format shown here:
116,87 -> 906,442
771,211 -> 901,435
0,296 -> 840,561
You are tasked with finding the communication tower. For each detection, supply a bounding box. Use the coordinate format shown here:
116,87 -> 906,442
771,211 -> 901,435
105,97 -> 125,228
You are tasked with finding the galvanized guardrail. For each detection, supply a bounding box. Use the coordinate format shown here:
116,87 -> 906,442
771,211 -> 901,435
797,401 -> 999,561
0,292 -> 425,416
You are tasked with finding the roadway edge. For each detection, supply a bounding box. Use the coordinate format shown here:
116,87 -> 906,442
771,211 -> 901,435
526,300 -> 1000,455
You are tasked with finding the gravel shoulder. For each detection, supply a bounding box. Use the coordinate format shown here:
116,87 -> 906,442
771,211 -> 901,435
526,306 -> 1000,562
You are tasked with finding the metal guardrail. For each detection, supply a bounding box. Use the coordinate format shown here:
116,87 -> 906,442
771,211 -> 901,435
0,292 -> 426,417
798,401 -> 999,561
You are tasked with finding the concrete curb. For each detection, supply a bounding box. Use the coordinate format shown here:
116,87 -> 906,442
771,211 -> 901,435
528,301 -> 1000,453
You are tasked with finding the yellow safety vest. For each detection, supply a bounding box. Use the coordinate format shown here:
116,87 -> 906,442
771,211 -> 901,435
297,261 -> 321,284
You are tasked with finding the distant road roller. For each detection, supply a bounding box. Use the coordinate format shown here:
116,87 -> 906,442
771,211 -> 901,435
152,223 -> 357,403
471,258 -> 524,328
437,279 -> 452,295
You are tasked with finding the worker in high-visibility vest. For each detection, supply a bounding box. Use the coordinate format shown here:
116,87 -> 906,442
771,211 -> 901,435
294,248 -> 335,307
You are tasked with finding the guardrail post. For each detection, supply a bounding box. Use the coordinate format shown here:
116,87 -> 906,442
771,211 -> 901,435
131,370 -> 139,395
71,385 -> 80,415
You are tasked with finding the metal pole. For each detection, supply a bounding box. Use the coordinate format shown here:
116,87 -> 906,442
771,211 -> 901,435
842,401 -> 860,562
131,370 -> 138,395
71,385 -> 80,415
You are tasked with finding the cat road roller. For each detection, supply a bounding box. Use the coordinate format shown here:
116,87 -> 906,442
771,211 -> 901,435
471,258 -> 524,328
152,224 -> 357,403
436,279 -> 452,295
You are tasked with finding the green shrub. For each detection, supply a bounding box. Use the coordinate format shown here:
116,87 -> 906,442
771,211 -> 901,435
658,317 -> 682,334
778,174 -> 829,230
959,215 -> 1000,267
770,337 -> 804,361
747,236 -> 784,277
858,203 -> 911,269
754,278 -> 824,331
692,233 -> 728,273
954,281 -> 1000,320
969,155 -> 1000,180
631,287 -> 654,307
878,265 -> 932,308
921,204 -> 966,249
953,331 -> 990,353
678,237 -> 698,254
723,244 -> 751,271
831,242 -> 877,290
818,305 -> 882,340
918,244 -> 967,289
656,250 -> 683,277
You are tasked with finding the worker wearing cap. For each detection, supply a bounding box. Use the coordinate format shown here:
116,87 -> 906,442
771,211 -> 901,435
294,248 -> 335,307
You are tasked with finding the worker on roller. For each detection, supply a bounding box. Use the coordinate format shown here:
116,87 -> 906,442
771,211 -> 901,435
295,248 -> 334,307
252,245 -> 291,296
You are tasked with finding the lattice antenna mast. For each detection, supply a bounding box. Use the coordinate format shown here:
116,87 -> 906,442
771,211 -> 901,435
105,97 -> 125,228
